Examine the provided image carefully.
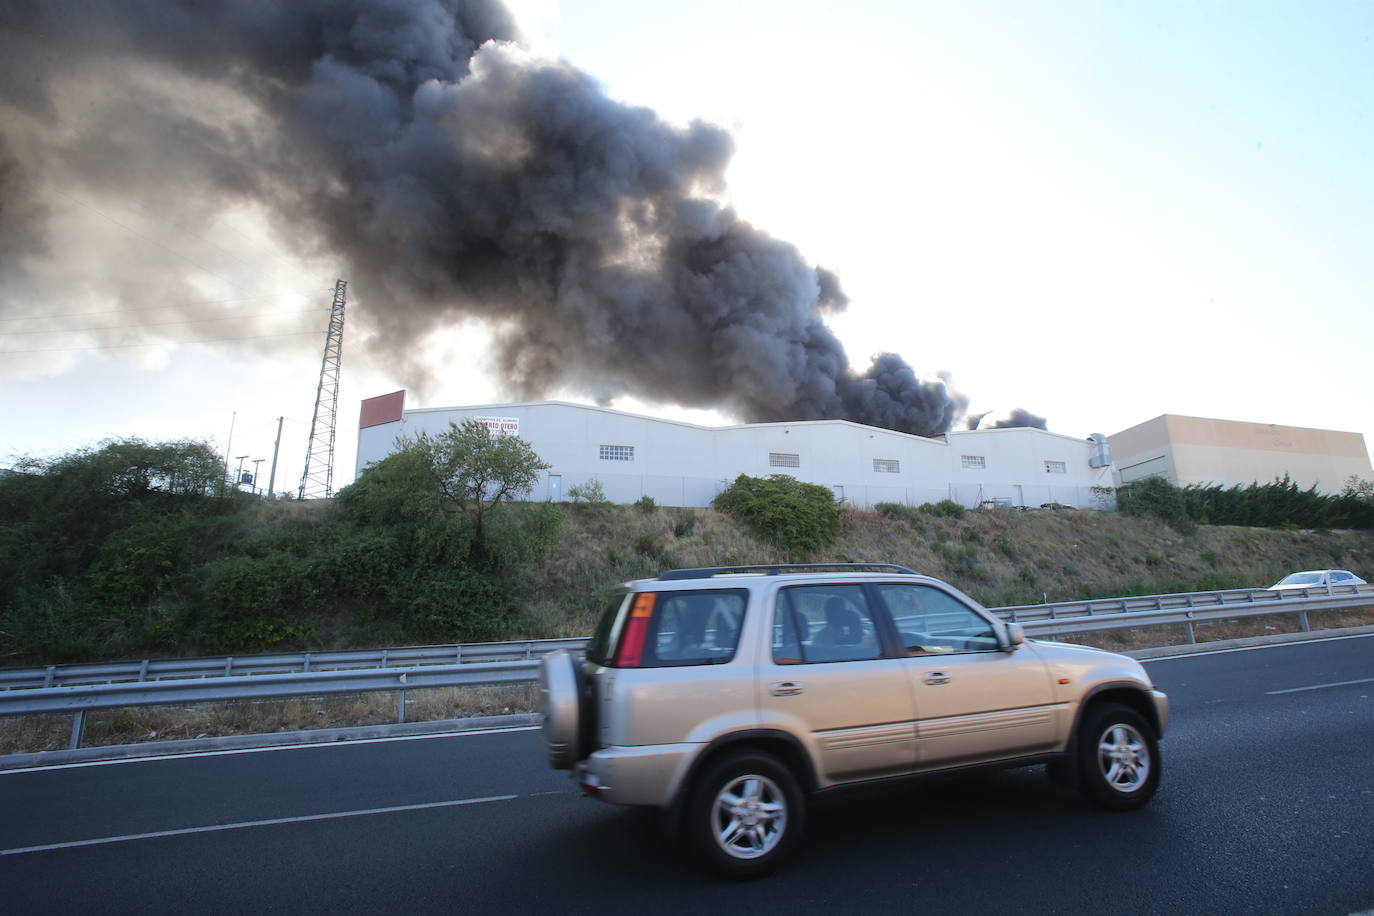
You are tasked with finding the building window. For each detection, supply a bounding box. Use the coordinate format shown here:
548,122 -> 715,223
769,452 -> 801,468
872,459 -> 900,474
1044,460 -> 1067,474
961,455 -> 986,470
599,445 -> 634,461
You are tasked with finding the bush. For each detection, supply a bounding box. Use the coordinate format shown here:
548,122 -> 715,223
919,499 -> 966,520
993,533 -> 1017,558
1117,477 -> 1194,532
568,478 -> 610,506
875,502 -> 913,522
712,474 -> 841,557
634,495 -> 656,513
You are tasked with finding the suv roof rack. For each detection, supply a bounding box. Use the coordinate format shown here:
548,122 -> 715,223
656,563 -> 919,581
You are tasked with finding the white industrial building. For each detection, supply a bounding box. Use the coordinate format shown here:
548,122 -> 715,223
355,392 -> 1116,510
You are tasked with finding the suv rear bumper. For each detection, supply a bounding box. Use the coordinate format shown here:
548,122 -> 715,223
576,743 -> 699,808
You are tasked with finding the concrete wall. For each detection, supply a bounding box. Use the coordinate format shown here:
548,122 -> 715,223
1108,414 -> 1373,494
357,400 -> 1117,510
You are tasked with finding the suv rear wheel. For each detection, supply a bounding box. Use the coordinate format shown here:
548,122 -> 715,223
686,750 -> 804,879
1077,702 -> 1160,810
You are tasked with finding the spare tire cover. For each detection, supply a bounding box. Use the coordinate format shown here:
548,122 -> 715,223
539,649 -> 582,770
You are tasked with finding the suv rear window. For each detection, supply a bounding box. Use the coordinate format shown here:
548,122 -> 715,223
585,589 -> 747,668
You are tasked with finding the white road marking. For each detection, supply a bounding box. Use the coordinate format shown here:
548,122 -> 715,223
0,725 -> 541,776
0,794 -> 517,857
1141,632 -> 1374,663
1265,677 -> 1374,695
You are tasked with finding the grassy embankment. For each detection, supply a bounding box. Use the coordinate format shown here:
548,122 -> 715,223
4,501 -> 1371,755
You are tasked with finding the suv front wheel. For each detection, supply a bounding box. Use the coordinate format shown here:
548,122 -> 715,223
686,750 -> 805,879
1077,702 -> 1160,810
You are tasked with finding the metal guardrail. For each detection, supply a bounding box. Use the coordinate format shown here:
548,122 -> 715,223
2,584 -> 1370,750
999,582 -> 1374,624
0,637 -> 588,691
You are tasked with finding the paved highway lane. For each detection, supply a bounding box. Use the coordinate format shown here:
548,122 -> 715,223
2,634 -> 1371,915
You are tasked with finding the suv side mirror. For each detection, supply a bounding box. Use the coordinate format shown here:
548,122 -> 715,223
1002,622 -> 1026,651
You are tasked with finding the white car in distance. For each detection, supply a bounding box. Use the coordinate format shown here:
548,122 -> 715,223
1268,569 -> 1367,591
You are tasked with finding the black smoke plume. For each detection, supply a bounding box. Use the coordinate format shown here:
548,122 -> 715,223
965,408 -> 1049,430
1,0 -> 1005,438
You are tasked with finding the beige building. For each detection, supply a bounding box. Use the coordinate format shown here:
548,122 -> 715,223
1108,414 -> 1372,494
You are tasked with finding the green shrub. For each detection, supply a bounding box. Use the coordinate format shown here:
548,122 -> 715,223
919,499 -> 966,519
712,474 -> 841,557
875,502 -> 913,522
634,495 -> 656,513
568,479 -> 611,511
1118,477 -> 1195,532
993,533 -> 1017,558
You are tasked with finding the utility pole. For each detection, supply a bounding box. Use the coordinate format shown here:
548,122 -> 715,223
235,455 -> 249,490
299,279 -> 347,499
223,410 -> 237,494
251,459 -> 265,495
266,416 -> 284,499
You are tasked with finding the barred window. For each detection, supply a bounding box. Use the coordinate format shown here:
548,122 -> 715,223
1044,460 -> 1067,474
599,444 -> 635,461
961,455 -> 986,470
872,459 -> 900,474
769,452 -> 801,468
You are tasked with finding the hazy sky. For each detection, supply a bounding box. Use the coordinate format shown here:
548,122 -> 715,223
2,0 -> 1370,490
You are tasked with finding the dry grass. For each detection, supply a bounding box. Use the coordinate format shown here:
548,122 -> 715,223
0,683 -> 537,756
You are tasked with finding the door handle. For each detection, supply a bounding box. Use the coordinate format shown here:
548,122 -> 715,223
923,671 -> 950,685
770,681 -> 804,696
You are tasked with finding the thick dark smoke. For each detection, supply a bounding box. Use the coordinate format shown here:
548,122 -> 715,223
0,0 -> 1018,438
965,408 -> 1049,431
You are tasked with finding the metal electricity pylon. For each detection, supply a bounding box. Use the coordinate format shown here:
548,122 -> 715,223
298,279 -> 347,499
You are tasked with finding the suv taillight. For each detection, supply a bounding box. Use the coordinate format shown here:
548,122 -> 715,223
613,592 -> 657,667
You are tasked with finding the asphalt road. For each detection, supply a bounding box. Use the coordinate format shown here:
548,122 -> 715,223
2,634 -> 1372,915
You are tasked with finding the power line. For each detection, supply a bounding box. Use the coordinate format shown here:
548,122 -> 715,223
0,330 -> 322,356
0,308 -> 330,337
44,186 -> 236,286
0,290 -> 334,322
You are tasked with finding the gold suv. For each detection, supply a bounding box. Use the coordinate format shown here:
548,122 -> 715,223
539,564 -> 1168,877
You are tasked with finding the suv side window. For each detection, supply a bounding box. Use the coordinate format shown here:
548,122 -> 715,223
651,590 -> 747,665
878,584 -> 999,655
773,585 -> 882,664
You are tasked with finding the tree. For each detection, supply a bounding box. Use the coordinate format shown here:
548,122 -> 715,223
406,420 -> 550,549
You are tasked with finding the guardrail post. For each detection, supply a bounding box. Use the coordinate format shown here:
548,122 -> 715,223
397,690 -> 407,723
44,666 -> 56,688
69,710 -> 86,749
303,653 -> 312,673
1184,614 -> 1196,644
1299,611 -> 1310,632
138,659 -> 149,682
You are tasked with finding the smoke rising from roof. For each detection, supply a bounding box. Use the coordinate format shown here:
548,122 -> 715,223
0,0 -> 1034,438
966,408 -> 1049,431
